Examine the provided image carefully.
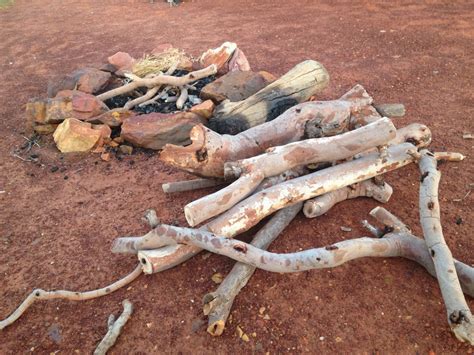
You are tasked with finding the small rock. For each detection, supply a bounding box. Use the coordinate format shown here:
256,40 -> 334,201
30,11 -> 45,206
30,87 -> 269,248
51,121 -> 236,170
50,166 -> 59,173
108,141 -> 119,148
211,272 -> 223,284
227,48 -> 251,72
335,336 -> 343,343
263,314 -> 270,320
374,103 -> 406,117
258,307 -> 266,315
119,145 -> 133,155
121,112 -> 205,150
92,124 -> 112,147
47,323 -> 61,344
100,152 -> 111,161
340,226 -> 352,232
463,133 -> 473,140
108,52 -> 135,76
86,108 -> 134,127
189,100 -> 215,119
199,42 -> 237,74
48,68 -> 111,97
113,136 -> 124,144
200,71 -> 275,104
53,118 -> 102,153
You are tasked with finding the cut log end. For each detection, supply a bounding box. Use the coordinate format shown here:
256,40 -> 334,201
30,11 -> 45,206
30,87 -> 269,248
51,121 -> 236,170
207,320 -> 226,336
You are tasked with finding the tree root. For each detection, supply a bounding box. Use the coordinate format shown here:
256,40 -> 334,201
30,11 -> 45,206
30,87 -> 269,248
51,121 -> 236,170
0,264 -> 142,330
94,300 -> 133,355
418,150 -> 473,344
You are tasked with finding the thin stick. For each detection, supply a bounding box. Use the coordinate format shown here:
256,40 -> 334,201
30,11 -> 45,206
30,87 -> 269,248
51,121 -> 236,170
0,264 -> 142,330
418,150 -> 473,344
204,202 -> 302,336
97,64 -> 217,101
94,300 -> 133,355
162,178 -> 226,194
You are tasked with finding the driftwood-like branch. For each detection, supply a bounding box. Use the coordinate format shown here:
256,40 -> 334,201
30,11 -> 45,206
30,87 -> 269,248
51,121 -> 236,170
160,84 -> 373,178
365,207 -> 474,298
207,143 -> 417,237
162,178 -> 225,193
418,150 -> 473,344
203,202 -> 303,336
94,300 -> 133,355
0,264 -> 142,330
118,224 -> 474,289
303,179 -> 393,218
208,60 -> 330,134
97,64 -> 217,102
185,118 -> 396,226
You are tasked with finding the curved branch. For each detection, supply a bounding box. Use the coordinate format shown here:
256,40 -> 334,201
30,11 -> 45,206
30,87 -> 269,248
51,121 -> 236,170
0,264 -> 142,330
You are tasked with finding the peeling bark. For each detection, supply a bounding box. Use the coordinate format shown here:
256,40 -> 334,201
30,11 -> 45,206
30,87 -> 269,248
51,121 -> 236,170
0,264 -> 142,330
418,150 -> 473,344
303,179 -> 393,218
208,60 -> 330,134
203,203 -> 302,336
159,84 -> 373,178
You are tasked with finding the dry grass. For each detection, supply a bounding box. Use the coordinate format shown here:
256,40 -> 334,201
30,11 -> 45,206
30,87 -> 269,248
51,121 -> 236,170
132,48 -> 191,77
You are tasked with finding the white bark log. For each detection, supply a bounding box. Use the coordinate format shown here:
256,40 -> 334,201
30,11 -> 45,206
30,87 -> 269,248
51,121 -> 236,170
418,150 -> 473,344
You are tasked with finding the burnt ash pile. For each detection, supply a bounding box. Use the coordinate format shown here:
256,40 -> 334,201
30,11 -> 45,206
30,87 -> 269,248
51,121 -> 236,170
105,70 -> 216,114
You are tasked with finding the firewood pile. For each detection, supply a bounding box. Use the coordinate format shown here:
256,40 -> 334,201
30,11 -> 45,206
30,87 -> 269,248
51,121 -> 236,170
3,42 -> 473,350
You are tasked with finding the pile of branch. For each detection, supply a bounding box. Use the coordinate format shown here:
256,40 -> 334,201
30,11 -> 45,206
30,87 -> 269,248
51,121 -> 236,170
3,67 -> 472,349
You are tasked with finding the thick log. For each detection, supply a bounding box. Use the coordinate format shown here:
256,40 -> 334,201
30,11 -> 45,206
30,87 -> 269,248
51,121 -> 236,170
185,118 -> 396,226
208,60 -> 330,134
207,143 -> 417,237
203,203 -> 302,336
159,84 -> 373,178
418,150 -> 473,344
303,179 -> 393,218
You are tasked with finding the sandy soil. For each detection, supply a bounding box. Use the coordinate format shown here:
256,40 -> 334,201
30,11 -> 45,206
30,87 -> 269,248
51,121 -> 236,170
0,0 -> 473,353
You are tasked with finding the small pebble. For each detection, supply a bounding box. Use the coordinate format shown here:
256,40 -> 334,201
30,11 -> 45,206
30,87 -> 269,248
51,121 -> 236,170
50,166 -> 59,173
340,226 -> 352,232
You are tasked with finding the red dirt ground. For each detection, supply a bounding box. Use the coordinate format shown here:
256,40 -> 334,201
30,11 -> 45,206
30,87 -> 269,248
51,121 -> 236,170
0,0 -> 473,353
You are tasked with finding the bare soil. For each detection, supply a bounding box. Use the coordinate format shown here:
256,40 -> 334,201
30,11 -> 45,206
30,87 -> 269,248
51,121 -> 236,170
0,0 -> 473,353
